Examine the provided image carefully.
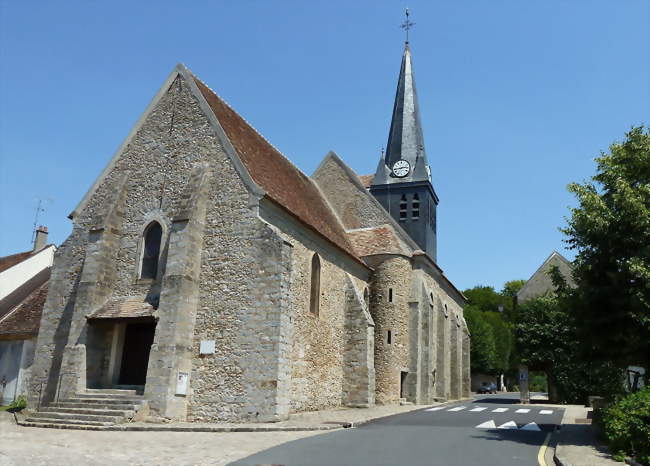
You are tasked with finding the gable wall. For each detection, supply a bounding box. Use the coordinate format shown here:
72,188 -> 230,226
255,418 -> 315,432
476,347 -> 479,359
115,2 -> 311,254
29,73 -> 295,421
312,156 -> 391,230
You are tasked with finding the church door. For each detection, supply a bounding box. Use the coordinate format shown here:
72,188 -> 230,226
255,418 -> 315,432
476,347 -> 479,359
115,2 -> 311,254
118,322 -> 156,386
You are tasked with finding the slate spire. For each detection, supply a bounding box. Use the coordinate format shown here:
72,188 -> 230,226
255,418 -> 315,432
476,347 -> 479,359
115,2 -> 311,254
372,43 -> 430,185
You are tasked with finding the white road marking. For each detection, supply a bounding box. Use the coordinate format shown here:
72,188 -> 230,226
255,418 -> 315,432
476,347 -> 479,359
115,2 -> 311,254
425,407 -> 446,411
492,407 -> 509,412
515,408 -> 531,413
470,407 -> 487,412
539,410 -> 553,414
497,421 -> 518,429
448,406 -> 467,412
521,422 -> 541,431
476,420 -> 496,429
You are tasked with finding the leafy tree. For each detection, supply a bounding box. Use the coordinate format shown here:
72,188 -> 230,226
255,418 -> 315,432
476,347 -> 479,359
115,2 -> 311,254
501,280 -> 526,298
561,126 -> 650,368
483,311 -> 512,373
464,286 -> 505,313
517,295 -> 623,403
464,307 -> 498,374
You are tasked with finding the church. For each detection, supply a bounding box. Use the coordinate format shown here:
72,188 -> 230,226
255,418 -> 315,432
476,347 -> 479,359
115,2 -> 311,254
26,41 -> 470,426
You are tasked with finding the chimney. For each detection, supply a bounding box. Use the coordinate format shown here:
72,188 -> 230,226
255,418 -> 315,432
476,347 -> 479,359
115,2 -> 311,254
33,225 -> 48,252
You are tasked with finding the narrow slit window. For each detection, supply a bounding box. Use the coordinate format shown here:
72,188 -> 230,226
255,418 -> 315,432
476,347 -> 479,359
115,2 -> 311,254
388,288 -> 393,303
363,288 -> 369,309
140,222 -> 162,279
309,254 -> 321,315
412,193 -> 420,220
399,194 -> 408,220
386,330 -> 392,345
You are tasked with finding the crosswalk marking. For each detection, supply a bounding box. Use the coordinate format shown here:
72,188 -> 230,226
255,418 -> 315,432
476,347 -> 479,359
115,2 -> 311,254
492,407 -> 508,412
448,406 -> 466,412
469,407 -> 487,412
425,406 -> 446,411
515,408 -> 530,413
476,420 -> 496,429
497,421 -> 518,429
539,410 -> 553,414
520,422 -> 541,431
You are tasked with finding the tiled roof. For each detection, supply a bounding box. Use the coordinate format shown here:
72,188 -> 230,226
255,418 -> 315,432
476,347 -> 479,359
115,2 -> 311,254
358,174 -> 374,189
0,281 -> 48,338
192,76 -> 359,261
0,251 -> 33,273
88,298 -> 155,319
347,224 -> 412,257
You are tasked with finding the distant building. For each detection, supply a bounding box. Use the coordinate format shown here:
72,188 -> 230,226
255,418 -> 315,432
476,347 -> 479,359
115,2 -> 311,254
0,226 -> 54,404
517,251 -> 574,305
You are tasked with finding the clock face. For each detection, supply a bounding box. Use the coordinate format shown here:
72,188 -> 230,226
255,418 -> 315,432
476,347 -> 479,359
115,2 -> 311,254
392,160 -> 411,178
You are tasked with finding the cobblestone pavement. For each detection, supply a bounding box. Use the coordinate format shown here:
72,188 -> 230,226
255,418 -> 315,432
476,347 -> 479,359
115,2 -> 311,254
0,404 -> 435,465
1,415 -> 321,465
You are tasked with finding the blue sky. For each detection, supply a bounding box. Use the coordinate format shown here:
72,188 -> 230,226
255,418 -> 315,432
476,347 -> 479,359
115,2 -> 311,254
1,0 -> 648,291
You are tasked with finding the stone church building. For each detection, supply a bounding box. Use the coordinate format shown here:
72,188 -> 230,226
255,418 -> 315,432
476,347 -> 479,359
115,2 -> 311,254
27,43 -> 470,425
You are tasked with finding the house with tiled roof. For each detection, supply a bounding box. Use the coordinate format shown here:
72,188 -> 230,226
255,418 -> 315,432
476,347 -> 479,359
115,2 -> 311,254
0,227 -> 54,405
25,41 -> 470,427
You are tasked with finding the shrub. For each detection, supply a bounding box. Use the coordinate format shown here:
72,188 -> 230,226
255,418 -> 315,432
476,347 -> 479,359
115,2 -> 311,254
601,388 -> 650,465
7,395 -> 26,412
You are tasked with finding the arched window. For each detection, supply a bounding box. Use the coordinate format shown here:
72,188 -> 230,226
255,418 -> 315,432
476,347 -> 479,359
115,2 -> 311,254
411,193 -> 420,220
309,254 -> 321,315
399,195 -> 408,220
141,222 -> 162,279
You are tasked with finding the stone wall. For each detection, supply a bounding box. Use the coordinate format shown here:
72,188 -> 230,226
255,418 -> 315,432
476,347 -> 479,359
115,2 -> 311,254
367,255 -> 413,404
258,201 -> 373,414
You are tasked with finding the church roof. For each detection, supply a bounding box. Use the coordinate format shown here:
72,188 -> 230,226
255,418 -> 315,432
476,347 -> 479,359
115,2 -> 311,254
192,76 -> 359,262
372,44 -> 431,186
347,225 -> 412,257
357,174 -> 374,189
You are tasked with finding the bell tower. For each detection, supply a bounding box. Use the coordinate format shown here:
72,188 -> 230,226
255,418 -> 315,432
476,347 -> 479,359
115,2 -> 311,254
369,41 -> 439,261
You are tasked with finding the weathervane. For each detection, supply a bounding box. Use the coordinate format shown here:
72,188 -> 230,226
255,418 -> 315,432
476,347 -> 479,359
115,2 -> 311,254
400,8 -> 415,43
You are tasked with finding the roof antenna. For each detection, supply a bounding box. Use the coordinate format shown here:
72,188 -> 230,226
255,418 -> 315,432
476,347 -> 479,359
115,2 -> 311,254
31,198 -> 52,246
400,7 -> 415,44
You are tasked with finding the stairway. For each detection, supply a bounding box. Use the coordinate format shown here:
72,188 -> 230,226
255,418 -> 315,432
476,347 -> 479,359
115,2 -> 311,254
22,389 -> 146,430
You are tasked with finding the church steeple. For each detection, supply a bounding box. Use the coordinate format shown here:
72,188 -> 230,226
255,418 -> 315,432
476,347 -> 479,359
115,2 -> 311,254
372,43 -> 430,185
369,38 -> 439,261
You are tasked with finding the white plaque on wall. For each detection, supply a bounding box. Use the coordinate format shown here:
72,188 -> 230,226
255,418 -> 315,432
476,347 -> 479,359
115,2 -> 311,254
176,371 -> 189,396
199,340 -> 216,355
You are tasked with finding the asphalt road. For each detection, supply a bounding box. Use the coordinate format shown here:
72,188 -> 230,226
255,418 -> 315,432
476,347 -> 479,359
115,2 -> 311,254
231,393 -> 564,466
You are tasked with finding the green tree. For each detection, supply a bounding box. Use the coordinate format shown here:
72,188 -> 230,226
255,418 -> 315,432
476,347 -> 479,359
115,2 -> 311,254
464,307 -> 498,374
562,126 -> 650,368
517,295 -> 623,403
483,311 -> 512,373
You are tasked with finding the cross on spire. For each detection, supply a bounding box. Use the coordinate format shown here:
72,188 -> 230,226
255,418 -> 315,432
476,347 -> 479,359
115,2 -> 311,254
400,8 -> 415,43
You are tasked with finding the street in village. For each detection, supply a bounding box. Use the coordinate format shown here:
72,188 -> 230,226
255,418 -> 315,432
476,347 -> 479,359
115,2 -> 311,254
1,393 -> 573,466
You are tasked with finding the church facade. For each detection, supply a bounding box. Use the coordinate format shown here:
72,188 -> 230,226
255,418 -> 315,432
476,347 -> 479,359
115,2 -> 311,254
28,44 -> 470,424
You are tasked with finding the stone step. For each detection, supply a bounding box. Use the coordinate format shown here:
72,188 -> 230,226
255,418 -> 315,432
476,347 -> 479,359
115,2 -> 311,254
62,396 -> 143,404
47,401 -> 139,411
84,388 -> 138,395
28,411 -> 124,424
20,420 -> 108,431
39,406 -> 134,417
24,416 -> 114,427
72,393 -> 144,401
